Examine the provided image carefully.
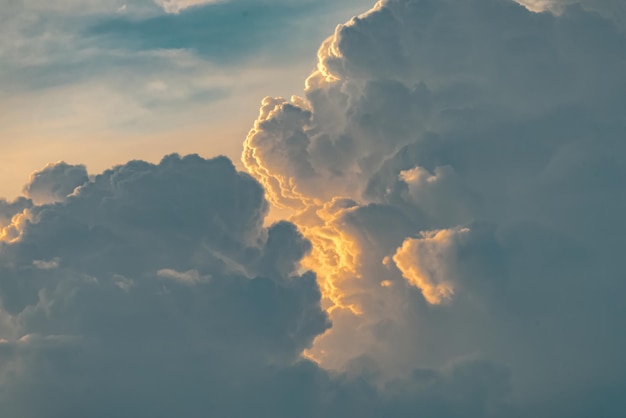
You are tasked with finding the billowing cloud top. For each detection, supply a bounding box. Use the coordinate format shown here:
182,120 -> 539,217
22,161 -> 89,205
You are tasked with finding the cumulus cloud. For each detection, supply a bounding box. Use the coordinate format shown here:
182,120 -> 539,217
242,0 -> 626,414
0,197 -> 32,228
22,161 -> 89,204
0,154 -> 322,414
0,153 -> 514,417
392,227 -> 470,304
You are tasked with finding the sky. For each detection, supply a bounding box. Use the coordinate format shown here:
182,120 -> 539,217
0,0 -> 374,198
2,0 -> 626,417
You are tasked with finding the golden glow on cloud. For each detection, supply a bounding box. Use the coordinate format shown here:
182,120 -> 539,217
244,109 -> 363,314
0,210 -> 32,244
295,199 -> 363,315
393,228 -> 470,305
314,37 -> 342,84
241,21 -> 405,368
243,97 -> 318,211
243,95 -> 370,366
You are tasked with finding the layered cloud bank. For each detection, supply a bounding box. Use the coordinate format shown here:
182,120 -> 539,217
2,0 -> 626,416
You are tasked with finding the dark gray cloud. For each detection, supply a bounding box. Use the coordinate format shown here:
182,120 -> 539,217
0,153 -> 513,417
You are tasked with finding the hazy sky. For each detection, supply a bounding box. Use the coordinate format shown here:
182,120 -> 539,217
0,0 -> 373,198
2,0 -> 626,417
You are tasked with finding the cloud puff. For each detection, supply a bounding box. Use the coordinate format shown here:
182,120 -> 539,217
0,198 -> 32,228
516,0 -> 626,25
155,0 -> 224,14
22,161 -> 89,204
392,227 -> 470,304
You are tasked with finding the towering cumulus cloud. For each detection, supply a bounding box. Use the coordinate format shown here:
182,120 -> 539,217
244,0 -> 626,415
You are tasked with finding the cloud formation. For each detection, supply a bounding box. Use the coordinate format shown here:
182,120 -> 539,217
0,154 -> 321,414
0,154 -> 514,417
392,227 -> 470,304
243,0 -> 626,414
22,161 -> 89,205
2,0 -> 626,416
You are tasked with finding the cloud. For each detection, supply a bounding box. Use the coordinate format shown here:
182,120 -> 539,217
0,198 -> 32,228
87,1 -> 329,64
0,153 -> 515,417
3,0 -> 626,416
156,268 -> 209,283
392,227 -> 470,304
32,258 -> 61,270
155,0 -> 225,14
0,154 -> 323,414
516,0 -> 626,23
242,0 -> 626,414
0,0 -> 375,202
22,161 -> 89,205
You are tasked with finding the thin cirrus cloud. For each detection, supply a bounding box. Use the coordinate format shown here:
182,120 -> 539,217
2,0 -> 626,417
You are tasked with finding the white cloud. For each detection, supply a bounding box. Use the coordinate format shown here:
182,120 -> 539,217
154,0 -> 225,14
157,268 -> 209,284
32,259 -> 61,270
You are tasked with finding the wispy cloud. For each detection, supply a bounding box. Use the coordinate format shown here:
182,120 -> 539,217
155,0 -> 226,14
